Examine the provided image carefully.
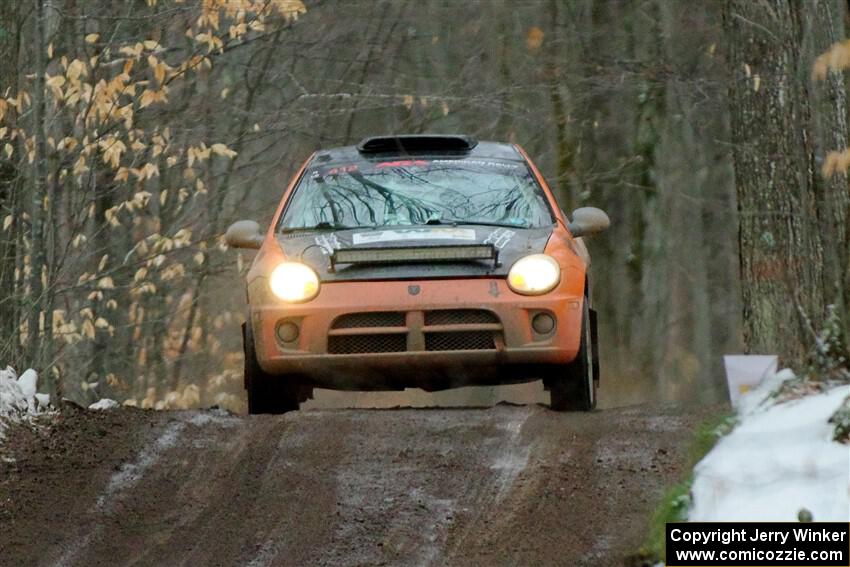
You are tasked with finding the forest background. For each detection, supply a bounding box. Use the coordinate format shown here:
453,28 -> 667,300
1,0 -> 847,410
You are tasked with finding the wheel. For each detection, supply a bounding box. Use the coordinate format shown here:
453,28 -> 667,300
243,322 -> 300,414
545,299 -> 597,411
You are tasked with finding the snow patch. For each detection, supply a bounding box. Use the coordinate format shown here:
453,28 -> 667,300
0,366 -> 51,441
58,419 -> 188,565
56,411 -> 229,566
96,420 -> 186,510
490,407 -> 532,501
188,408 -> 238,427
408,488 -> 456,566
89,398 -> 119,411
735,368 -> 795,416
16,369 -> 37,400
690,371 -> 850,522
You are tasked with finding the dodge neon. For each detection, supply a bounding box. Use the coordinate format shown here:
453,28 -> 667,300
225,135 -> 610,413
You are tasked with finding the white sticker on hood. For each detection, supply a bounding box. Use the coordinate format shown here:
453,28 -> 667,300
315,233 -> 341,254
484,228 -> 516,249
352,228 -> 476,245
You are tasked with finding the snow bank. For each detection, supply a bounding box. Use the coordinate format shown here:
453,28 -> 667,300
690,371 -> 850,522
0,367 -> 29,420
0,366 -> 51,440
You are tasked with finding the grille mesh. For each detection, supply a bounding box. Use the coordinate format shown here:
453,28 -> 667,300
424,309 -> 498,326
332,311 -> 406,329
425,331 -> 496,351
328,334 -> 407,354
328,309 -> 500,354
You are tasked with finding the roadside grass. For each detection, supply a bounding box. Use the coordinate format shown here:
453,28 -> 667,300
633,410 -> 736,564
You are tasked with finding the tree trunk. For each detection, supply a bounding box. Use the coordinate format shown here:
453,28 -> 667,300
724,0 -> 847,367
0,0 -> 22,368
27,0 -> 52,387
802,0 -> 850,325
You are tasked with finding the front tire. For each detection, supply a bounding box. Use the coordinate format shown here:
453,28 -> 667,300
545,300 -> 597,411
243,322 -> 300,414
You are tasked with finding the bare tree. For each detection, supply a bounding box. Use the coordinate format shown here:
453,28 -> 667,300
725,0 -> 848,367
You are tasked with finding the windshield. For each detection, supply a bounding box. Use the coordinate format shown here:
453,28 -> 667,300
278,158 -> 554,231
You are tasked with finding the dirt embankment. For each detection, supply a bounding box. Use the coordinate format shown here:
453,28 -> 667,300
0,402 -> 706,566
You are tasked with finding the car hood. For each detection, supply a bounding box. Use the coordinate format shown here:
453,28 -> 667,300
275,225 -> 554,281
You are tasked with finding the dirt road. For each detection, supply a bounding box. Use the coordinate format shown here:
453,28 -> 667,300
0,402 -> 705,566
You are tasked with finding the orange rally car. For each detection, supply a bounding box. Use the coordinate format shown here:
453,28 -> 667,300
225,135 -> 610,414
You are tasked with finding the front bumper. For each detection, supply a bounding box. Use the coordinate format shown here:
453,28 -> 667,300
250,277 -> 584,390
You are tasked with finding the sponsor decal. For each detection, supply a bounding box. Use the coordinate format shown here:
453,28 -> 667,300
483,228 -> 516,249
315,233 -> 341,254
352,228 -> 476,245
375,159 -> 428,168
326,165 -> 358,175
431,159 -> 521,169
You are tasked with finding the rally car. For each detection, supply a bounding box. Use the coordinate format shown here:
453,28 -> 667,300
225,135 -> 609,414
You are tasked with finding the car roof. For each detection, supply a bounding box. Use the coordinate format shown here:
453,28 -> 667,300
311,135 -> 526,165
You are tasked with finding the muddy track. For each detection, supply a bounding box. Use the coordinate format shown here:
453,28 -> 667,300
0,403 -> 706,566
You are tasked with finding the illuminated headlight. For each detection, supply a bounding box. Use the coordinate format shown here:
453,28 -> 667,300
507,254 -> 561,295
269,262 -> 320,302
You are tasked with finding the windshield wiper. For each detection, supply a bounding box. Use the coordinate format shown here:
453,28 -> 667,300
424,218 -> 531,229
281,221 -> 367,233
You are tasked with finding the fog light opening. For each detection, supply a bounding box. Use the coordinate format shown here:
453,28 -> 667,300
532,312 -> 556,335
276,321 -> 300,344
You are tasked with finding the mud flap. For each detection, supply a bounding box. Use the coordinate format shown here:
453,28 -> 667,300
590,308 -> 600,384
241,322 -> 248,390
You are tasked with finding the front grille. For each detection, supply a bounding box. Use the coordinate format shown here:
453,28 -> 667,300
332,311 -> 406,329
425,331 -> 496,351
424,309 -> 498,326
327,309 -> 501,354
328,334 -> 407,354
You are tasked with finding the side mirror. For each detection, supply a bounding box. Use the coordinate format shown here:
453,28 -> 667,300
225,220 -> 264,250
567,207 -> 610,237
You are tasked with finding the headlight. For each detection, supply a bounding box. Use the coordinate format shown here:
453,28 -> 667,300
269,262 -> 320,302
507,254 -> 560,295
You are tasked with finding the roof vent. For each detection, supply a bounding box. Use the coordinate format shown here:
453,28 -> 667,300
356,135 -> 478,154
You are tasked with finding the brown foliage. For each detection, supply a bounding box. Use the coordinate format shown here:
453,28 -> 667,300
812,39 -> 850,81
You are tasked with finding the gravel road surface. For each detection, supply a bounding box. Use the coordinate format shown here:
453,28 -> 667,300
0,402 -> 706,566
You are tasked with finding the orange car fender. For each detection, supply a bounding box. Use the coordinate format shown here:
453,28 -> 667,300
243,150 -> 311,358
544,228 -> 587,298
542,229 -> 587,358
246,241 -> 285,304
